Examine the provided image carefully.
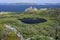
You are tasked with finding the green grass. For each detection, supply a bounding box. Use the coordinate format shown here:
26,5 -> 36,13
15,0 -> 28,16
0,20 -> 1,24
0,9 -> 60,40
5,31 -> 19,40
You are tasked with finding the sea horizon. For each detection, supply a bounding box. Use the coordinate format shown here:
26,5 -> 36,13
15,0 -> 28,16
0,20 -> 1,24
0,3 -> 60,12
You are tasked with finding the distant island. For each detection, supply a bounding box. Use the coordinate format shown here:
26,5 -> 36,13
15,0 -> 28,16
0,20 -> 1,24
0,3 -> 60,5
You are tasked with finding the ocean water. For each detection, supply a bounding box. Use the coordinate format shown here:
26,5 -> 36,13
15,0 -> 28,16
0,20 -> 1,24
0,5 -> 60,12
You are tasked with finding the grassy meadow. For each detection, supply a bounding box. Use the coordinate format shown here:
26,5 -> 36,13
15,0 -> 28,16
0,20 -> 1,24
0,8 -> 60,40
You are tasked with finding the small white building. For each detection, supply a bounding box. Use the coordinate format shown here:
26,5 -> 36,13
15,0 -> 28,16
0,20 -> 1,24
25,6 -> 38,12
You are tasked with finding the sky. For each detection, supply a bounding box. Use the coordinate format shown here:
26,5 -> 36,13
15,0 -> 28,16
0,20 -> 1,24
0,0 -> 60,4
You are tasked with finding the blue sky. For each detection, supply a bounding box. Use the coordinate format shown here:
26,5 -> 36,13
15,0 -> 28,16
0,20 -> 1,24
0,0 -> 60,3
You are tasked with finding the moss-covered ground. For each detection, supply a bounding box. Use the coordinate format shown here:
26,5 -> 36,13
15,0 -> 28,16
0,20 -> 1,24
0,9 -> 60,40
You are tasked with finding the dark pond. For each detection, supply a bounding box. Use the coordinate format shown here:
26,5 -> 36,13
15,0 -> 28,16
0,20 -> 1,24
19,18 -> 47,24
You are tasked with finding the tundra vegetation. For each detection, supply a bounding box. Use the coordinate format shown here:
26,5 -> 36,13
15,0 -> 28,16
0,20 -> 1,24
0,8 -> 60,40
